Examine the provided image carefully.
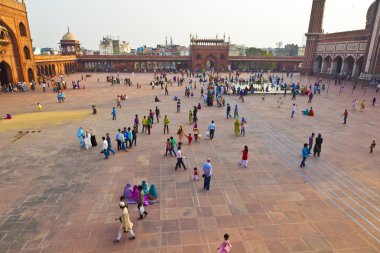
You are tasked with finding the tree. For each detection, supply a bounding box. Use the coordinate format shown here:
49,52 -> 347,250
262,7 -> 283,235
245,47 -> 273,57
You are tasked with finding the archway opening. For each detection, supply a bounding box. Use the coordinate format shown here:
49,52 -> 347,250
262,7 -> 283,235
19,22 -> 27,37
313,56 -> 323,73
354,56 -> 364,77
27,68 -> 34,82
322,56 -> 332,73
0,61 -> 13,84
24,46 -> 31,60
333,56 -> 343,75
343,56 -> 355,76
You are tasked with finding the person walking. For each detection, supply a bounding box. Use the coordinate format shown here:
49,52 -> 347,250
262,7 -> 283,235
369,139 -> 376,153
106,133 -> 115,155
240,117 -> 247,136
111,107 -> 117,120
169,136 -> 176,156
360,99 -> 366,112
115,129 -> 122,151
131,127 -> 137,146
208,121 -> 216,140
308,133 -> 315,155
134,115 -> 140,132
239,146 -> 248,168
234,118 -> 240,137
137,185 -> 148,220
177,99 -> 181,113
164,115 -> 170,134
155,107 -> 160,123
313,133 -> 323,157
177,125 -> 185,143
341,109 -> 348,124
226,103 -> 231,119
147,117 -> 152,134
193,106 -> 198,123
102,136 -> 109,159
174,146 -> 187,170
234,104 -> 239,119
217,234 -> 232,253
37,103 -> 43,112
113,201 -> 135,243
300,143 -> 309,168
308,91 -> 314,103
371,97 -> 376,107
203,158 -> 213,191
291,104 -> 297,118
165,85 -> 168,96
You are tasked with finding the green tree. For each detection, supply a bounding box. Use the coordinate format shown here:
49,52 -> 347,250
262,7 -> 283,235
245,47 -> 273,57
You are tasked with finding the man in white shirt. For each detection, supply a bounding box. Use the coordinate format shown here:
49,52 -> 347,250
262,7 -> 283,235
174,147 -> 187,170
102,136 -> 109,159
42,82 -> 46,92
291,104 -> 297,118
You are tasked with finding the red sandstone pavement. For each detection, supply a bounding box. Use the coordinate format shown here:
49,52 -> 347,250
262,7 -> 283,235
0,73 -> 379,253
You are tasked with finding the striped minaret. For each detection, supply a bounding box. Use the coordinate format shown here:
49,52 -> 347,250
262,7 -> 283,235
303,0 -> 326,75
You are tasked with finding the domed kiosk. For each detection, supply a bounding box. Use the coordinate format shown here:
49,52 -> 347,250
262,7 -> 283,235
60,28 -> 80,55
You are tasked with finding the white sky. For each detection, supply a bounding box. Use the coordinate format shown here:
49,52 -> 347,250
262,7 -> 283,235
27,0 -> 373,50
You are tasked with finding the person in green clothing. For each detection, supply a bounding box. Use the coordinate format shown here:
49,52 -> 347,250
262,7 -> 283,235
147,117 -> 152,134
169,136 -> 176,156
137,185 -> 148,220
234,118 -> 240,137
189,110 -> 193,124
164,115 -> 170,134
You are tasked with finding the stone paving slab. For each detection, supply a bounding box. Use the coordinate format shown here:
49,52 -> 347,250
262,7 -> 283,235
0,73 -> 379,252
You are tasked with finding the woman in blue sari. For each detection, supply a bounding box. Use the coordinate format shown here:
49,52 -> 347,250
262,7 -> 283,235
77,127 -> 85,147
141,181 -> 150,196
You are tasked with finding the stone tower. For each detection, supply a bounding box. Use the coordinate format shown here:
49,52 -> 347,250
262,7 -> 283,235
303,0 -> 326,75
0,0 -> 37,83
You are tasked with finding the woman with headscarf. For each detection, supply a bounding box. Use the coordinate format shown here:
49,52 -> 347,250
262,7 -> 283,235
234,118 -> 240,137
124,183 -> 133,201
148,184 -> 158,201
234,104 -> 239,119
141,181 -> 150,196
89,128 -> 97,147
240,117 -> 247,136
76,127 -> 85,147
84,130 -> 92,150
177,125 -> 185,143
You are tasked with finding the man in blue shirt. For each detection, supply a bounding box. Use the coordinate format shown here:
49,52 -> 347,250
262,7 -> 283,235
300,143 -> 309,168
203,158 -> 213,190
207,121 -> 216,140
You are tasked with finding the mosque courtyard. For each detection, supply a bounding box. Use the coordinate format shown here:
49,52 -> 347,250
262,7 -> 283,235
0,73 -> 379,253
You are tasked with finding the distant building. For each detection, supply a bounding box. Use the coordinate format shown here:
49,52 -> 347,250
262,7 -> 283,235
229,44 -> 246,56
60,28 -> 81,55
298,46 -> 305,57
99,36 -> 130,55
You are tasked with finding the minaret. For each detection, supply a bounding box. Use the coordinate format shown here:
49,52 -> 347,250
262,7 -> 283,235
303,0 -> 326,75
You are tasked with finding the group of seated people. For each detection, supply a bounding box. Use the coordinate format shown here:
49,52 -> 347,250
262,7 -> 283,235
123,180 -> 159,206
302,107 -> 315,116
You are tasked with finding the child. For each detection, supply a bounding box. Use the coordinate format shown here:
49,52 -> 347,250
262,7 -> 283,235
165,138 -> 172,156
193,123 -> 200,142
217,234 -> 232,253
370,139 -> 376,153
240,146 -> 248,168
192,167 -> 199,181
37,103 -> 42,112
137,185 -> 148,220
185,133 -> 193,145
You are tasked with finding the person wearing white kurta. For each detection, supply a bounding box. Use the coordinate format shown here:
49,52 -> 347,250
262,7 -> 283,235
113,202 -> 135,243
84,131 -> 92,150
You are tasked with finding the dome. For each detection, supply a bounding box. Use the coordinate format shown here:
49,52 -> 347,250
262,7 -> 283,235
62,28 -> 78,41
366,1 -> 376,29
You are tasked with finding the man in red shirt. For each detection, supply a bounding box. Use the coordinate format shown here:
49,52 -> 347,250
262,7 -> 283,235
341,109 -> 348,124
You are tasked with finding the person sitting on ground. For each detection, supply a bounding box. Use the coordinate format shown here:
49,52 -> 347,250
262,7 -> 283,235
197,103 -> 201,110
141,180 -> 150,196
155,96 -> 161,102
124,183 -> 133,201
148,184 -> 159,201
308,107 -> 315,116
302,108 -> 310,116
3,114 -> 12,120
